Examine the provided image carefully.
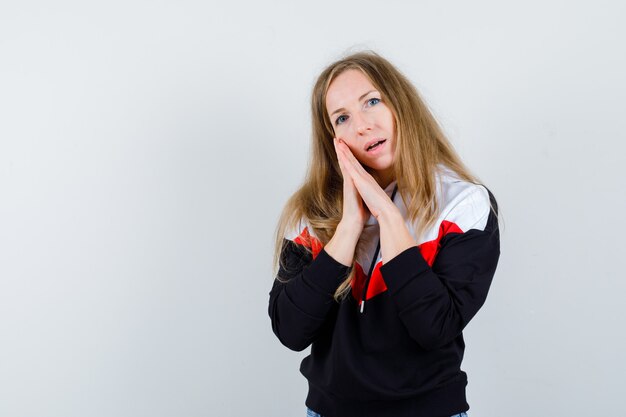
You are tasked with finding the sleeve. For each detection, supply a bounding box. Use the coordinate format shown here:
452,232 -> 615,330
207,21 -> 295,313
268,237 -> 352,352
379,187 -> 501,351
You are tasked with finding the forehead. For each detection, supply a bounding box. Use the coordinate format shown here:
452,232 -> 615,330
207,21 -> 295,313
325,69 -> 376,111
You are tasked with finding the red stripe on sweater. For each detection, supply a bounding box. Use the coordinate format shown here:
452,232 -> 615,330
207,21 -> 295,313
350,220 -> 463,303
293,227 -> 324,259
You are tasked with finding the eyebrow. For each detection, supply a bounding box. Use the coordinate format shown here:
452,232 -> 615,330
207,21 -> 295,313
329,90 -> 378,117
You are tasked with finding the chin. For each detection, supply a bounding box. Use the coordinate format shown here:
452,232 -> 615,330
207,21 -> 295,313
369,159 -> 393,171
359,154 -> 393,173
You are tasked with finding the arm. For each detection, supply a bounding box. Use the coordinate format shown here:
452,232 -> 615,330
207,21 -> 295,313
378,188 -> 501,351
268,223 -> 358,351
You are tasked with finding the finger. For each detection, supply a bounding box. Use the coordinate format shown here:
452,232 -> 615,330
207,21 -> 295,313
333,138 -> 346,169
334,139 -> 354,182
339,143 -> 371,179
335,139 -> 362,170
336,144 -> 359,180
337,144 -> 386,206
336,140 -> 371,184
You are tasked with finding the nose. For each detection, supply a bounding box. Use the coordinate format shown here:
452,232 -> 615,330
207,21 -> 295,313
354,112 -> 373,136
357,125 -> 371,135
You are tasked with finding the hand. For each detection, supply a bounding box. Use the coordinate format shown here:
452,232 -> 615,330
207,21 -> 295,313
333,138 -> 369,234
334,138 -> 397,220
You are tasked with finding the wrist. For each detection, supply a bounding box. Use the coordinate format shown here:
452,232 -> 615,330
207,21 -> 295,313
377,205 -> 418,264
376,201 -> 402,223
337,219 -> 363,239
325,220 -> 362,268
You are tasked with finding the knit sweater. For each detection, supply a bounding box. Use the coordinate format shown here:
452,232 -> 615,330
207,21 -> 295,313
268,165 -> 501,417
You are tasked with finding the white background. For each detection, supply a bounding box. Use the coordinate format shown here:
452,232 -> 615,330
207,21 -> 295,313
1,1 -> 624,416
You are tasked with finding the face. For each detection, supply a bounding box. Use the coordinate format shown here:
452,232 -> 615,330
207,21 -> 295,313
325,69 -> 396,187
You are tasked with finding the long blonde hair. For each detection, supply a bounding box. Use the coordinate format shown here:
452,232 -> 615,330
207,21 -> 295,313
272,50 -> 497,301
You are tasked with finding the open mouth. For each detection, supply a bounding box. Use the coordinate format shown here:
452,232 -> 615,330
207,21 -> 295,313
366,139 -> 386,152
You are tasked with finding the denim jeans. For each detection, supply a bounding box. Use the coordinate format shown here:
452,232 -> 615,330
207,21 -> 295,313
307,409 -> 468,417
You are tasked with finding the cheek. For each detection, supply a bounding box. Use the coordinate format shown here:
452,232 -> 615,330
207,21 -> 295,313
342,140 -> 363,158
335,127 -> 355,144
344,140 -> 359,153
386,112 -> 396,132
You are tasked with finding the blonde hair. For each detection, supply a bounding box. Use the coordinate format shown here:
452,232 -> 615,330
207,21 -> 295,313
272,50 -> 498,301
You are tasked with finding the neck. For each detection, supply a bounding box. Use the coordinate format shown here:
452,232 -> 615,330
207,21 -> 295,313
371,168 -> 395,190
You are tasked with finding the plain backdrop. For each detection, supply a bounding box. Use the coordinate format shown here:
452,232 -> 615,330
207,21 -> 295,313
1,1 -> 624,416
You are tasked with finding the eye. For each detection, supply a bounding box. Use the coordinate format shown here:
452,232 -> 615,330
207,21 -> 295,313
367,97 -> 381,106
335,115 -> 348,125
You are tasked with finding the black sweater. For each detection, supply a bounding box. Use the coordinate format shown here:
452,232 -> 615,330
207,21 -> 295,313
268,166 -> 501,417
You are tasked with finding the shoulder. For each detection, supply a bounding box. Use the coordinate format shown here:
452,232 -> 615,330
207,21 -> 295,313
435,164 -> 495,233
283,217 -> 324,258
283,216 -> 310,241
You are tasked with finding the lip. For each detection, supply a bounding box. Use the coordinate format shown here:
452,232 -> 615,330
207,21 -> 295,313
364,138 -> 387,152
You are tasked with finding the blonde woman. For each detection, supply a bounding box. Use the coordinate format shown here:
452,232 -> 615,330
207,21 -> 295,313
268,51 -> 501,417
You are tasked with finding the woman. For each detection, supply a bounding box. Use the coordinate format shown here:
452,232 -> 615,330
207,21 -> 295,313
268,51 -> 500,417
